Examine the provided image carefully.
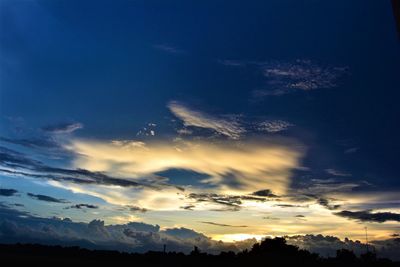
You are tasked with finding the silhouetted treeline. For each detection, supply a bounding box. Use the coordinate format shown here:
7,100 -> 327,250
0,238 -> 398,266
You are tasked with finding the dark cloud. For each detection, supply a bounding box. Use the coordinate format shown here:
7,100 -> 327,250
317,198 -> 341,210
0,137 -> 61,150
0,188 -> 18,197
126,205 -> 147,213
66,204 -> 98,209
188,193 -> 242,208
251,189 -> 278,198
0,146 -> 143,188
27,193 -> 68,203
335,210 -> 400,223
41,122 -> 83,134
180,205 -> 195,210
188,192 -> 267,211
200,221 -> 248,228
295,215 -> 305,218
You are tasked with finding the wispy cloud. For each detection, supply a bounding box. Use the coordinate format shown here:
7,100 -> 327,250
253,60 -> 348,97
41,122 -> 83,134
27,193 -> 68,203
200,221 -> 248,228
153,44 -> 185,54
257,120 -> 293,133
168,101 -> 245,139
217,59 -> 245,67
325,168 -> 352,177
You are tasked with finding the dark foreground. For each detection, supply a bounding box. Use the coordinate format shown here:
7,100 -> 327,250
0,238 -> 399,266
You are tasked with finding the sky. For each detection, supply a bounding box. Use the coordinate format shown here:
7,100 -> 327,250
0,0 -> 400,256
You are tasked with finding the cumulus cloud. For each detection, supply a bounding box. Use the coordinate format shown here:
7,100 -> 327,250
335,210 -> 400,223
168,101 -> 245,139
0,207 -> 245,254
41,122 -> 83,134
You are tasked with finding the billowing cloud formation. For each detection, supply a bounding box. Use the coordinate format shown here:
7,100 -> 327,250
335,210 -> 400,223
0,206 -> 399,260
68,137 -> 304,194
42,122 -> 83,134
168,101 -> 245,139
0,207 -> 245,254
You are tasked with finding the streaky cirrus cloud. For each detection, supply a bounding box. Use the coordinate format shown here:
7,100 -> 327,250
168,101 -> 245,139
41,122 -> 83,134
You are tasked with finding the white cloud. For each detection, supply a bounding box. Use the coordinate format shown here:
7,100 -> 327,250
325,168 -> 352,177
257,120 -> 294,133
168,101 -> 245,139
255,60 -> 348,96
67,137 -> 304,195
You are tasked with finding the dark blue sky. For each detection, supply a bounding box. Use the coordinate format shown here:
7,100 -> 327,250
0,0 -> 399,249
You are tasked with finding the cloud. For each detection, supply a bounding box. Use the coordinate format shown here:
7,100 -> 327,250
325,169 -> 351,177
168,101 -> 245,139
218,59 -> 245,67
41,122 -> 83,134
263,60 -> 347,90
27,193 -> 68,203
66,204 -> 98,209
68,137 -> 304,194
254,60 -> 348,97
0,188 -> 18,197
317,198 -> 341,210
344,147 -> 359,154
0,146 -> 144,188
126,205 -> 147,213
335,210 -> 400,223
257,120 -> 293,133
0,206 -> 244,254
153,44 -> 185,54
200,221 -> 248,228
0,137 -> 60,150
251,189 -> 278,198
